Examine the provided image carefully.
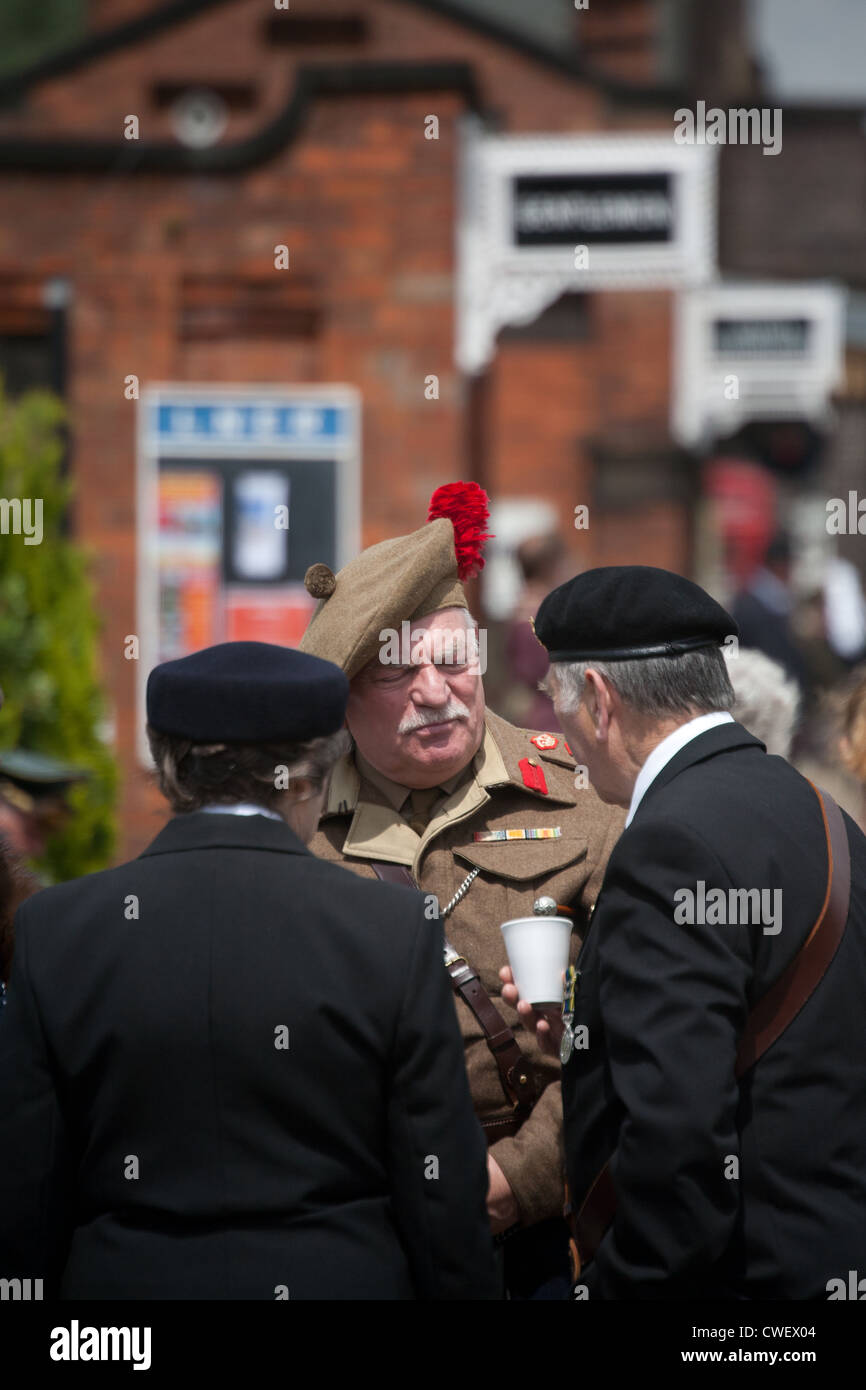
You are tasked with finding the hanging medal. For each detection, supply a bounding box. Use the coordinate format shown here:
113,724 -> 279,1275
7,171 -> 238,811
560,964 -> 578,1064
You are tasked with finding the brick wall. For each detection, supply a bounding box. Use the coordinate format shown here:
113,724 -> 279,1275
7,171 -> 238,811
0,0 -> 684,860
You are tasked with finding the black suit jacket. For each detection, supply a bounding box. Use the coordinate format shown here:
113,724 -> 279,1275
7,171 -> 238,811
0,812 -> 497,1300
563,722 -> 866,1299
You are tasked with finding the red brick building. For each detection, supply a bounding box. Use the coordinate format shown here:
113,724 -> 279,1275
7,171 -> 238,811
0,0 -> 859,856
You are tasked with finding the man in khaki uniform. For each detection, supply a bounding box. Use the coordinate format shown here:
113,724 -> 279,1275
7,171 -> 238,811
300,484 -> 623,1296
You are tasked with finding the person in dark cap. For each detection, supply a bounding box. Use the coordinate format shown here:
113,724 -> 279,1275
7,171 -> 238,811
0,641 -> 496,1300
503,565 -> 866,1299
0,690 -> 44,1003
0,749 -> 89,867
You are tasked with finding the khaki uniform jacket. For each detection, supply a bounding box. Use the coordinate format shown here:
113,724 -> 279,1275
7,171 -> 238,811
310,710 -> 625,1228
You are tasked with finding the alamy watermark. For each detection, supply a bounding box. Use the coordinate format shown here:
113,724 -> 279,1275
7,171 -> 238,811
674,101 -> 782,157
1,1276 -> 43,1300
49,1321 -> 151,1370
826,1270 -> 866,1299
0,497 -> 42,545
826,492 -> 866,535
674,881 -> 782,935
378,620 -> 487,675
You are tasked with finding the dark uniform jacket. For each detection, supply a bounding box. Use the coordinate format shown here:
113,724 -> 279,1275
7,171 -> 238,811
311,710 -> 624,1228
564,721 -> 866,1300
0,811 -> 497,1300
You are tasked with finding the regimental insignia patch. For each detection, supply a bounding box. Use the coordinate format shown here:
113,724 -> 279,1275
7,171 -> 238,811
474,827 -> 562,842
530,733 -> 558,751
519,757 -> 548,794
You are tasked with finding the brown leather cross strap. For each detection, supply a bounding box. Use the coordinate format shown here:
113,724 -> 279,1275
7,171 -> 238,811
734,781 -> 851,1076
369,860 -> 536,1119
442,946 -> 536,1114
368,860 -> 423,891
571,782 -> 852,1271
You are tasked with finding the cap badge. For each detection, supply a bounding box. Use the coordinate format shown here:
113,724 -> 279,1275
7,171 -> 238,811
530,733 -> 558,751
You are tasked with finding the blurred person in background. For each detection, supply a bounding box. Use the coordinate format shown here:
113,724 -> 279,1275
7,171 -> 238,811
0,841 -> 39,1009
0,697 -> 44,1004
839,667 -> 866,833
0,750 -> 88,871
0,641 -> 496,1300
823,555 -> 866,669
504,532 -> 573,734
727,647 -> 800,759
731,532 -> 808,693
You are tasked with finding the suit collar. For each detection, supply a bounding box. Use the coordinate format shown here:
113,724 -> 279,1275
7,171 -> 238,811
633,720 -> 766,819
138,810 -> 311,859
626,712 -> 734,826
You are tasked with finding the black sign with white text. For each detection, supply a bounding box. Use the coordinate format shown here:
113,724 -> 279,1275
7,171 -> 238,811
712,318 -> 811,357
512,172 -> 674,246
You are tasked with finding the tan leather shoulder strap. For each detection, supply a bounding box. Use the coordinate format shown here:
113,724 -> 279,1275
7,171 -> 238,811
735,782 -> 851,1076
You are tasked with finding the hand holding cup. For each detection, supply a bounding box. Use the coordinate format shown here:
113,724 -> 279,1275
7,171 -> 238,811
499,964 -> 563,1058
499,906 -> 572,1059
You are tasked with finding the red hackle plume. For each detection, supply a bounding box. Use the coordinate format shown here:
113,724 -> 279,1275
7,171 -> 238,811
427,481 -> 493,581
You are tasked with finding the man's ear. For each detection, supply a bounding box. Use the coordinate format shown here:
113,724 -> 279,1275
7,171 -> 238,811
584,668 -> 611,739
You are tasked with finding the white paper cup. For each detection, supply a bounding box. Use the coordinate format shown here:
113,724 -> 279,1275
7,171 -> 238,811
500,915 -> 573,1007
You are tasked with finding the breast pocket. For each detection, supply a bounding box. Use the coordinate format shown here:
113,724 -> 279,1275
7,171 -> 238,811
452,837 -> 588,883
452,836 -> 589,923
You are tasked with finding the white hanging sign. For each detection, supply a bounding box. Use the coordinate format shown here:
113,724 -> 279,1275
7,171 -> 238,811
456,124 -> 717,373
673,282 -> 847,445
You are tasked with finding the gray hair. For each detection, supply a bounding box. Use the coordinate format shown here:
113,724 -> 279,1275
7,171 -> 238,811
551,646 -> 734,720
728,648 -> 799,758
147,726 -> 350,814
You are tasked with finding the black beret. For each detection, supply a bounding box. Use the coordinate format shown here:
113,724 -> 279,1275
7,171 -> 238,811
146,642 -> 349,742
534,566 -> 737,662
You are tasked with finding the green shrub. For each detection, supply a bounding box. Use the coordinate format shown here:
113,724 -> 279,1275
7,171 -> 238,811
0,382 -> 117,880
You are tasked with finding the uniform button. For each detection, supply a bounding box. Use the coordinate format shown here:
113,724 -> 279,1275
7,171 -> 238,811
533,895 -> 558,916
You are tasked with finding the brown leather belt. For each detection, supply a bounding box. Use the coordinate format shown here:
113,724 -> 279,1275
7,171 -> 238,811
570,781 -> 852,1273
370,860 -> 536,1141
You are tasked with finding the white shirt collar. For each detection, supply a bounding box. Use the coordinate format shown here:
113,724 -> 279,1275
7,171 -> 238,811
625,712 -> 734,828
198,802 -> 284,823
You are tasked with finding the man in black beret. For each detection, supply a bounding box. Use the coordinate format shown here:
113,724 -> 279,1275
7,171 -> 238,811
504,566 -> 866,1299
0,641 -> 497,1300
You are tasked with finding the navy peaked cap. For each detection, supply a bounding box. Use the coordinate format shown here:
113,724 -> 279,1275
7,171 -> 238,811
146,642 -> 349,742
534,566 -> 737,662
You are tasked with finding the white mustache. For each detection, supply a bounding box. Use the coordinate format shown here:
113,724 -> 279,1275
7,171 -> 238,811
398,699 -> 471,735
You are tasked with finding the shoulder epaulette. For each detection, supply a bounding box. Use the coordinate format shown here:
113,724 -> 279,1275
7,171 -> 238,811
528,732 -> 575,769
